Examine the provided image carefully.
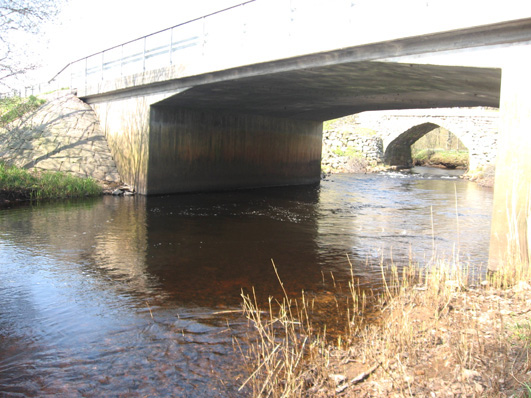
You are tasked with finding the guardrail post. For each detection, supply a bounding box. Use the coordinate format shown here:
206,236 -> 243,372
241,3 -> 247,51
169,28 -> 174,66
70,64 -> 74,91
120,44 -> 124,77
143,36 -> 147,72
202,16 -> 207,57
85,58 -> 88,92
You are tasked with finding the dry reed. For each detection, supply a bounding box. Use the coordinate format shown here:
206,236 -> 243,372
238,252 -> 530,397
238,180 -> 531,397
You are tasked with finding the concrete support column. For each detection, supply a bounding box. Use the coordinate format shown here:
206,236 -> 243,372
488,58 -> 531,271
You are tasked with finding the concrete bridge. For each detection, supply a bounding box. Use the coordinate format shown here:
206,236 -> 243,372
352,107 -> 499,170
45,0 -> 531,269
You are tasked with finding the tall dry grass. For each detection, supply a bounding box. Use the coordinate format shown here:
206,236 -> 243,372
238,251 -> 530,397
237,258 -> 374,397
487,180 -> 531,289
238,261 -> 332,397
238,181 -> 531,397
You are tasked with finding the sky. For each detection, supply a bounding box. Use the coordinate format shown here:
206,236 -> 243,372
33,0 -> 246,83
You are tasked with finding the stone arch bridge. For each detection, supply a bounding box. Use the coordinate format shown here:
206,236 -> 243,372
352,107 -> 499,171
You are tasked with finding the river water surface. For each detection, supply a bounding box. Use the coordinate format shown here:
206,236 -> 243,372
0,168 -> 493,397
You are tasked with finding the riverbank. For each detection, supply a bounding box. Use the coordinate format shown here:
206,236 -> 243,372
240,259 -> 531,397
463,165 -> 496,188
412,148 -> 469,170
322,153 -> 496,188
0,162 -> 103,206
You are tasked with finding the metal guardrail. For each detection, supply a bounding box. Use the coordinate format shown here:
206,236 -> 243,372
56,0 -> 262,93
0,83 -> 60,99
5,0 -> 373,97
6,0 -> 531,99
3,0 -> 257,98
40,0 -> 363,96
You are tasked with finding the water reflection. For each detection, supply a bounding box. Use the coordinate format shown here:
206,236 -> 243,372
0,173 -> 493,396
142,187 -> 325,307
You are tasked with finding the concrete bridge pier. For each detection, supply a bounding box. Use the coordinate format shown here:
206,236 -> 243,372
146,104 -> 323,195
91,93 -> 323,195
489,58 -> 531,271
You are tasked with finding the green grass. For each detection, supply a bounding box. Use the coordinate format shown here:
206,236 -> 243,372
0,95 -> 45,127
332,146 -> 364,158
524,383 -> 531,397
512,320 -> 531,348
412,149 -> 469,168
0,162 -> 102,201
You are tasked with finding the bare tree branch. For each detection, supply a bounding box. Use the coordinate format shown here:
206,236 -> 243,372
0,0 -> 60,90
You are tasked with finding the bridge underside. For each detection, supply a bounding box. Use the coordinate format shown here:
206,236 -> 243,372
154,60 -> 501,121
92,60 -> 499,195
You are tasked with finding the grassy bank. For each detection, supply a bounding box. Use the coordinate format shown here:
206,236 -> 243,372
413,149 -> 469,169
239,256 -> 531,397
0,163 -> 102,203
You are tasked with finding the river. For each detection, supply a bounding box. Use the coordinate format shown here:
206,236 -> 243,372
0,168 -> 493,397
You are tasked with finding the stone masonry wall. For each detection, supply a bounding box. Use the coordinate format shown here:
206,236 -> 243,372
321,127 -> 384,172
0,93 -> 122,184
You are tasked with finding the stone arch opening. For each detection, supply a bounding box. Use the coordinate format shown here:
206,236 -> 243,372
384,122 -> 469,168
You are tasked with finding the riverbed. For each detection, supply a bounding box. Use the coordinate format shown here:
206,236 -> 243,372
0,168 -> 493,397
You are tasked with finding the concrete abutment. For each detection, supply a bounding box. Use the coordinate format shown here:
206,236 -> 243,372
91,95 -> 159,195
91,93 -> 323,195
